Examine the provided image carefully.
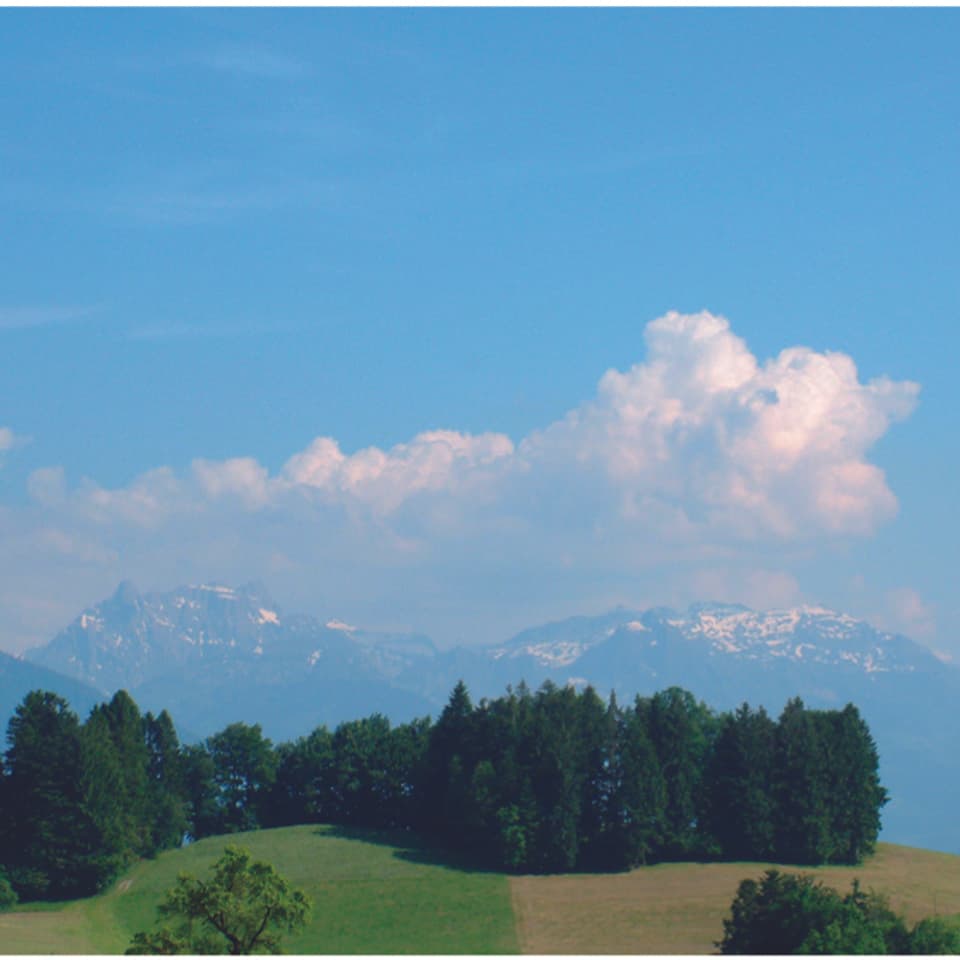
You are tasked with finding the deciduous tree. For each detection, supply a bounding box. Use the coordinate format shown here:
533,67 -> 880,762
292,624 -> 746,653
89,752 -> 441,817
126,845 -> 311,955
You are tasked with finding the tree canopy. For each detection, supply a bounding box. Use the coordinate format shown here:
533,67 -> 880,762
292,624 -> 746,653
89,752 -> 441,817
126,845 -> 311,955
0,680 -> 889,901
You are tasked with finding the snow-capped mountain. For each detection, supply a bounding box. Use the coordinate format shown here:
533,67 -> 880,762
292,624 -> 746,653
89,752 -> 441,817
16,584 -> 960,854
490,602 -> 935,678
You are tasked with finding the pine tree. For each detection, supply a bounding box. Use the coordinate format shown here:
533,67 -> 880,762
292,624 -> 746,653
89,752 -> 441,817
774,699 -> 834,864
144,710 -> 189,853
3,691 -> 98,898
645,688 -> 714,858
704,704 -> 777,860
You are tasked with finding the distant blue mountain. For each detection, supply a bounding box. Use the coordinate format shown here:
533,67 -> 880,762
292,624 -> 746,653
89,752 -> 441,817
21,583 -> 960,855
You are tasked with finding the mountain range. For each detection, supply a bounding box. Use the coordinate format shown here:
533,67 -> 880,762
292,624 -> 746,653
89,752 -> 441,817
5,580 -> 960,855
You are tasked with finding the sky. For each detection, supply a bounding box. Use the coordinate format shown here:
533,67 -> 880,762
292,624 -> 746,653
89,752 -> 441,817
0,9 -> 958,658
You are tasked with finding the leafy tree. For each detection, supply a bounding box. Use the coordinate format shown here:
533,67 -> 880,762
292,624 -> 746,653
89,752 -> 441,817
908,916 -> 960,954
263,727 -> 334,828
718,871 -> 913,955
207,724 -> 278,833
126,844 -> 311,955
180,743 -> 219,840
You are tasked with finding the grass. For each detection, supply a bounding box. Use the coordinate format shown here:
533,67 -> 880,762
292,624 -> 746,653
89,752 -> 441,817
509,842 -> 960,954
0,825 -> 519,954
1,833 -> 958,954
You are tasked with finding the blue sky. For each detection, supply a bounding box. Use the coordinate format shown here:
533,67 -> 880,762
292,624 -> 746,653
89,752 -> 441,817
1,9 -> 958,657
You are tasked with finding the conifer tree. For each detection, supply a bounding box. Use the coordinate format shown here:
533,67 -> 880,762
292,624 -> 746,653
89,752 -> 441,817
144,710 -> 189,853
705,704 -> 777,860
3,691 -> 98,898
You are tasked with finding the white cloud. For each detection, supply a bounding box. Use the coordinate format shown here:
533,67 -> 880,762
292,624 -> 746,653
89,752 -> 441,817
1,311 -> 922,651
280,430 -> 515,514
524,311 -> 918,539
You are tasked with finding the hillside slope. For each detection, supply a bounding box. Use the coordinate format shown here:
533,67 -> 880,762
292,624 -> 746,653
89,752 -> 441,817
0,829 -> 958,955
0,825 -> 518,955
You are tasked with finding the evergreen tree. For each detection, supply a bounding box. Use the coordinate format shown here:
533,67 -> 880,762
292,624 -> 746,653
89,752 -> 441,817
821,704 -> 887,864
774,700 -> 834,864
645,688 -> 714,858
98,691 -> 153,855
78,706 -> 132,885
144,710 -> 189,854
704,704 -> 777,860
610,697 -> 667,868
2,691 -> 98,898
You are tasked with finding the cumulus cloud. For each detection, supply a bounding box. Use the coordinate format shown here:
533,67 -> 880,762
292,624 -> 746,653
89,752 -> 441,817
3,311 -> 921,651
525,311 -> 918,538
280,430 -> 515,514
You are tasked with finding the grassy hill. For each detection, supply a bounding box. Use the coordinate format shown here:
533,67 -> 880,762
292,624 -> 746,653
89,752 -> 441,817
1,829 -> 959,954
0,825 -> 518,954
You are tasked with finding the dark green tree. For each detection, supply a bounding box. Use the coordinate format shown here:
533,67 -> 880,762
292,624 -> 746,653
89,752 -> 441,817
144,710 -> 189,853
2,691 -> 99,898
774,699 -> 834,864
704,704 -> 777,860
908,916 -> 960,954
820,705 -> 887,864
207,724 -> 278,834
718,871 -> 911,955
263,727 -> 334,828
180,743 -> 219,840
645,688 -> 715,858
609,698 -> 667,868
78,706 -> 132,886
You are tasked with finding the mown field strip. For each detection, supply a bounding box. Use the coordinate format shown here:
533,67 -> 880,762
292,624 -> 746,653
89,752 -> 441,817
510,842 -> 960,954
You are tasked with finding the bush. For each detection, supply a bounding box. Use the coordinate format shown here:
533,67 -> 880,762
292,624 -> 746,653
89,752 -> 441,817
718,870 -> 911,955
0,869 -> 18,911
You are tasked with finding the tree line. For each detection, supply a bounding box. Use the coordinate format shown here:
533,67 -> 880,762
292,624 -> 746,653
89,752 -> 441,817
0,680 -> 887,902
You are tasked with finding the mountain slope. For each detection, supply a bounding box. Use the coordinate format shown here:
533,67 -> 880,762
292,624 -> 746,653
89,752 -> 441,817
0,650 -> 104,730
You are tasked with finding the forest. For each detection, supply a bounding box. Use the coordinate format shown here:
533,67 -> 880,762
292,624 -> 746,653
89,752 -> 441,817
0,680 -> 887,902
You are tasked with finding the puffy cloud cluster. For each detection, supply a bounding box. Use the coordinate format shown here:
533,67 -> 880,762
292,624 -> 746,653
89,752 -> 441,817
4,312 -> 922,652
280,430 -> 515,514
29,312 -> 918,541
526,311 -> 918,537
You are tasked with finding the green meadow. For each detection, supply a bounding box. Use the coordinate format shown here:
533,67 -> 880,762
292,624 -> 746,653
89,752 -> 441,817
0,825 -> 518,955
1,828 -> 959,954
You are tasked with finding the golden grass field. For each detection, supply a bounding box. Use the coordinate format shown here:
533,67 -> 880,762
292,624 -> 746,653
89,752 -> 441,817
509,843 -> 960,954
